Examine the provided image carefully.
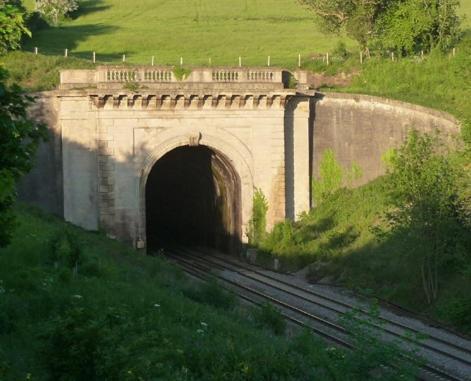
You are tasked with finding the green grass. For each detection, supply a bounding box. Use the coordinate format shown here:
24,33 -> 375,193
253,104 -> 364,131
460,0 -> 471,27
338,35 -> 471,142
19,0 -> 471,66
20,0 -> 355,66
0,205 -> 419,380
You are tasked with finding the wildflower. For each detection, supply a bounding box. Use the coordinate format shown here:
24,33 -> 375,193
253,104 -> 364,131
72,294 -> 83,299
154,303 -> 160,308
200,321 -> 208,327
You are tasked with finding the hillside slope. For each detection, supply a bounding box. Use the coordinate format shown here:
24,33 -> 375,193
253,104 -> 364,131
0,206 -> 419,380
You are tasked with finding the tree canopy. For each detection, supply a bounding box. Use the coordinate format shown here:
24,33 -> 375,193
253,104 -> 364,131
0,68 -> 46,246
298,0 -> 462,54
0,0 -> 31,55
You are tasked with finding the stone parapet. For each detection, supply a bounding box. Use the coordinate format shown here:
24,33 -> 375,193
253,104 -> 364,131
60,66 -> 309,91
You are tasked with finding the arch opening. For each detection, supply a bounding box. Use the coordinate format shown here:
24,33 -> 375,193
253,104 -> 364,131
145,145 -> 241,253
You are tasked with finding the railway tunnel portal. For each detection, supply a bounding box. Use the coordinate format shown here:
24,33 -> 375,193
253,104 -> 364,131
49,66 -> 311,252
145,145 -> 241,253
22,66 -> 459,253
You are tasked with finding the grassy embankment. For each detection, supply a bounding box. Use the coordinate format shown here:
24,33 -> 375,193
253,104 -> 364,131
0,206 -> 417,380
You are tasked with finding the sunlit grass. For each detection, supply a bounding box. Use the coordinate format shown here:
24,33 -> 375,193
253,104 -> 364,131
21,0 -> 355,66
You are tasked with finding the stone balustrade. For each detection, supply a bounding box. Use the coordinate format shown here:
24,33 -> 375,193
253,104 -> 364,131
60,66 -> 288,88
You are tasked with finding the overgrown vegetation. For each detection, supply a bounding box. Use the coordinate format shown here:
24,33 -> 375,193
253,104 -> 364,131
312,148 -> 362,205
0,67 -> 46,247
0,206 -> 419,380
248,188 -> 269,246
172,66 -> 192,81
259,131 -> 471,333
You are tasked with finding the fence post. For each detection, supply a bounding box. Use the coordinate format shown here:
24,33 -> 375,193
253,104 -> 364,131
421,50 -> 424,60
452,47 -> 456,57
93,51 -> 96,63
360,51 -> 363,65
274,258 -> 280,271
267,55 -> 271,67
391,52 -> 395,61
34,47 -> 38,55
298,53 -> 301,68
180,57 -> 183,66
326,52 -> 329,65
122,54 -> 126,63
239,56 -> 242,67
151,56 -> 155,66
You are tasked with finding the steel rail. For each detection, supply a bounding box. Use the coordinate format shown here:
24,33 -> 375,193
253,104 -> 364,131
181,246 -> 471,362
166,251 -> 466,381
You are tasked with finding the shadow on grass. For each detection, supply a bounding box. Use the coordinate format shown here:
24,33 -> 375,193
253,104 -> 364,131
23,24 -> 119,56
70,0 -> 111,19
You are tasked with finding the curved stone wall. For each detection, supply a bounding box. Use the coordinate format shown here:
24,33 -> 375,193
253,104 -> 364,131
311,93 -> 460,188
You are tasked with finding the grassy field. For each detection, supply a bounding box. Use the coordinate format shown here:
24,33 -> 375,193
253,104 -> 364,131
21,0 -> 355,66
0,206 -> 417,380
20,0 -> 471,66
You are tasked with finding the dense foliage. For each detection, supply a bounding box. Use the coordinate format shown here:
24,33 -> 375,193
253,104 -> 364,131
384,131 -> 470,304
376,0 -> 461,54
0,68 -> 46,246
298,0 -> 462,54
0,0 -> 30,54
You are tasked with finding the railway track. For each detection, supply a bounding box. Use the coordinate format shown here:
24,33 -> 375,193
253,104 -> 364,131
164,247 -> 471,381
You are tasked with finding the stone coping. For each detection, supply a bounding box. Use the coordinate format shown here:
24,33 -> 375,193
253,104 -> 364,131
318,91 -> 460,126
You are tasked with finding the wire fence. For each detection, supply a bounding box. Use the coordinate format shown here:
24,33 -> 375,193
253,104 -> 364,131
25,45 -> 461,69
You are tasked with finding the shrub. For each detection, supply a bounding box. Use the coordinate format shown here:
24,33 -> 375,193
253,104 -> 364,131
340,303 -> 420,380
49,228 -> 82,271
251,303 -> 286,335
248,188 -> 269,245
185,278 -> 237,310
39,306 -> 102,381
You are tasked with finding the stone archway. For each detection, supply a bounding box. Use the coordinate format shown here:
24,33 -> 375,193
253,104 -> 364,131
145,145 -> 241,253
138,129 -> 254,253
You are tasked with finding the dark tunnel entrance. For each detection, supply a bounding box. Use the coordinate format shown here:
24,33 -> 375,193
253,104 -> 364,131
145,145 -> 241,253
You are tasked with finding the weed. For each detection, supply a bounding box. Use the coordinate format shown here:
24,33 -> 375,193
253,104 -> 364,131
251,302 -> 286,335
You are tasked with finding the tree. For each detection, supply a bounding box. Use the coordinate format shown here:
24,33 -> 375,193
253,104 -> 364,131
0,0 -> 31,55
0,68 -> 47,247
35,0 -> 78,26
298,0 -> 390,52
298,0 -> 461,55
375,0 -> 461,54
385,131 -> 469,303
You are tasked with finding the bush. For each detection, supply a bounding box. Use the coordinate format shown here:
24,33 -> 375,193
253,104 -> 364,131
251,303 -> 286,335
185,278 -> 237,310
248,188 -> 269,245
39,306 -> 102,381
49,228 -> 82,271
340,304 -> 420,380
